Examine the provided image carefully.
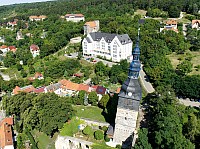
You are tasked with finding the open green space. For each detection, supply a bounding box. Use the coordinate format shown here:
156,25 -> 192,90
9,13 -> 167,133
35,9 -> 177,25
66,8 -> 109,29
32,130 -> 57,149
73,105 -> 106,122
167,51 -> 200,75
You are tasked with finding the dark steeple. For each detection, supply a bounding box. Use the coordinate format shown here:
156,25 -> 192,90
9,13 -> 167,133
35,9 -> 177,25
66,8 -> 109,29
128,28 -> 141,79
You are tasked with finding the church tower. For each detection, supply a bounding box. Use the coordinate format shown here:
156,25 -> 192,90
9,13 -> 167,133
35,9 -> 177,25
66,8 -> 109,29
113,29 -> 142,148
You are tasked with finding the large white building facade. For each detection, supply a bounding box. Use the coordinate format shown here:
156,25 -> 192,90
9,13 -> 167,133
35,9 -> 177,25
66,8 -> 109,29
82,32 -> 133,62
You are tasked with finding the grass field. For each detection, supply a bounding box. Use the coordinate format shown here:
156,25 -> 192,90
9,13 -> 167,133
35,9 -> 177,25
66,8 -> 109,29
73,105 -> 106,122
167,51 -> 200,75
32,130 -> 57,149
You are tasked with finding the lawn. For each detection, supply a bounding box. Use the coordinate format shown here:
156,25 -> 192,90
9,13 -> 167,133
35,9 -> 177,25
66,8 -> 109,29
134,9 -> 147,17
73,105 -> 106,122
32,130 -> 57,149
167,51 -> 200,75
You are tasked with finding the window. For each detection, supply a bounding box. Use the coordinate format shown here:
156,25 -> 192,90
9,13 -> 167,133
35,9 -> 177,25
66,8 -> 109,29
84,42 -> 87,49
108,43 -> 111,51
101,42 -> 105,50
96,42 -> 100,49
113,42 -> 117,54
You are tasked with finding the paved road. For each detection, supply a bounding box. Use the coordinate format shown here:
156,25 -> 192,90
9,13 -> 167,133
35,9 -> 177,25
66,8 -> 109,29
179,99 -> 200,107
139,66 -> 155,93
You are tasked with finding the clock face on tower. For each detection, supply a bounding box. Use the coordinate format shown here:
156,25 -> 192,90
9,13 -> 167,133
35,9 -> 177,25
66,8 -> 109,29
128,92 -> 132,97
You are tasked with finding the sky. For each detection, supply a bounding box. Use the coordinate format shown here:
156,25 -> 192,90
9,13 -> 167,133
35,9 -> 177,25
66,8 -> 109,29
0,0 -> 54,6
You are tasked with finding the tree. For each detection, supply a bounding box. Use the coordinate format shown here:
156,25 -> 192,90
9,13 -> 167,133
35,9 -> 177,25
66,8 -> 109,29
169,6 -> 181,18
21,69 -> 27,78
16,63 -> 23,71
99,94 -> 109,108
82,125 -> 93,137
94,130 -> 104,140
88,91 -> 98,106
29,65 -> 35,74
77,52 -> 83,60
176,60 -> 193,75
134,128 -> 152,149
3,51 -> 16,67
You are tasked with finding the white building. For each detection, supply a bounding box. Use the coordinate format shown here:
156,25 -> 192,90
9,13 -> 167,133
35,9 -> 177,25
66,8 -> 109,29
55,135 -> 93,149
30,44 -> 40,58
82,32 -> 133,62
83,20 -> 99,35
29,15 -> 47,21
65,14 -> 85,22
192,20 -> 200,30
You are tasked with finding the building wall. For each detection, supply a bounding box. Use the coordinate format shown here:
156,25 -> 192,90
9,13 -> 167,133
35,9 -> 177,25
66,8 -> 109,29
4,145 -> 14,149
66,17 -> 85,22
55,135 -> 93,149
113,108 -> 139,145
82,34 -> 132,62
30,49 -> 40,58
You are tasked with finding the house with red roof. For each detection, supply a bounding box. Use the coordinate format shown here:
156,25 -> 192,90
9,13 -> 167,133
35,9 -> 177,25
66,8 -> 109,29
160,19 -> 179,33
34,86 -> 45,94
65,14 -> 85,22
0,45 -> 8,55
8,46 -> 17,53
30,44 -> 40,58
0,117 -> 14,149
84,20 -> 99,35
192,20 -> 200,30
13,85 -> 35,95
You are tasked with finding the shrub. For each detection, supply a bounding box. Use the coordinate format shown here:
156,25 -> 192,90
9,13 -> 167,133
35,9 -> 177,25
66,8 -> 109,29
94,130 -> 104,140
104,135 -> 110,142
101,126 -> 108,132
82,126 -> 93,136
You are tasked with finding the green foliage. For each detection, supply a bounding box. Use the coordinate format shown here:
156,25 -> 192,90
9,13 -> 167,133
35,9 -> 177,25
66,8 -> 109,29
82,125 -> 93,136
3,93 -> 74,136
134,128 -> 152,149
60,117 -> 83,137
104,135 -> 110,142
29,65 -> 35,74
3,51 -> 16,67
147,8 -> 168,18
88,91 -> 98,106
99,94 -> 110,108
21,69 -> 27,78
45,59 -> 81,79
24,127 -> 38,149
94,130 -> 104,140
176,60 -> 193,75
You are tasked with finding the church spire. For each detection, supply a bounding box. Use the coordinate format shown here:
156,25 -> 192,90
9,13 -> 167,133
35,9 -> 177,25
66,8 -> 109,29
128,28 -> 141,79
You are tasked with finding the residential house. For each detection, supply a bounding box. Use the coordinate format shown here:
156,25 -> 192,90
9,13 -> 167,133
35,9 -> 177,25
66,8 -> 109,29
160,19 -> 178,33
28,72 -> 44,81
82,32 -> 133,62
91,85 -> 107,101
44,83 -> 62,95
7,21 -> 17,27
59,79 -> 90,96
0,45 -> 8,55
34,86 -> 45,94
16,31 -> 24,40
13,85 -> 35,95
192,20 -> 200,30
30,44 -> 40,58
83,20 -> 99,35
29,15 -> 47,21
8,46 -> 17,53
0,36 -> 5,43
65,14 -> 85,22
0,117 -> 14,149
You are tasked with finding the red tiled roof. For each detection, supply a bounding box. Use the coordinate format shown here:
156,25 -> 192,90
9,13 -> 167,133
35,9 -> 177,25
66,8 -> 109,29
30,44 -> 39,51
84,21 -> 97,28
0,45 -> 7,49
78,84 -> 89,92
13,85 -> 35,95
29,15 -> 47,19
34,87 -> 45,93
34,72 -> 43,78
166,19 -> 177,25
65,14 -> 84,17
8,46 -> 17,52
0,117 -> 14,149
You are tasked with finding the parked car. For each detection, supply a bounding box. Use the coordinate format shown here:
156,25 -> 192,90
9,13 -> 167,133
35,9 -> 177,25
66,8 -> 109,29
92,60 -> 97,62
86,58 -> 90,60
